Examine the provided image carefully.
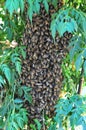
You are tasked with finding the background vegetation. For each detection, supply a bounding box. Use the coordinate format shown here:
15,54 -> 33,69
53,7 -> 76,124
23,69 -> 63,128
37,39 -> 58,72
0,0 -> 86,130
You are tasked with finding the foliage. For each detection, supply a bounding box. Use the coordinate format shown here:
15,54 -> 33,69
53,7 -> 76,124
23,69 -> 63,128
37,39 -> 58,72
0,1 -> 25,42
30,119 -> 42,130
49,94 -> 86,130
62,54 -> 80,94
51,7 -> 86,38
69,34 -> 86,75
0,45 -> 31,129
5,0 -> 24,16
4,0 -> 86,37
1,0 -> 86,129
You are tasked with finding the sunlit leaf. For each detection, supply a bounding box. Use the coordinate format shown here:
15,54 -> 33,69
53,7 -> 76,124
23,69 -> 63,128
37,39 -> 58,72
1,64 -> 11,84
14,98 -> 23,104
19,0 -> 24,13
43,0 -> 49,13
75,54 -> 83,71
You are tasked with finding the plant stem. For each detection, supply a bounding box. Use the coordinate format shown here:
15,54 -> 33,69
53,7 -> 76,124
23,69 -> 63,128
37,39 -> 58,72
77,65 -> 84,95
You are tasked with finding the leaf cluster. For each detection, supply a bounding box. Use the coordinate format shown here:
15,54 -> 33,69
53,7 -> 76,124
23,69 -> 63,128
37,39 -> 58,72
69,34 -> 86,76
49,95 -> 86,130
5,0 -> 24,16
0,46 -> 31,129
0,2 -> 25,42
51,7 -> 86,38
62,54 -> 80,94
30,119 -> 42,130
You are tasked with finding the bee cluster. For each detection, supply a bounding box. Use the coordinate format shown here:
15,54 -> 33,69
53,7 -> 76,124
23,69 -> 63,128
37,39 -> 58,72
21,3 -> 72,124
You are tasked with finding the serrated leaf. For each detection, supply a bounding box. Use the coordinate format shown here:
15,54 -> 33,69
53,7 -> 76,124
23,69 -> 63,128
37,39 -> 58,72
27,0 -> 33,22
57,16 -> 78,36
22,86 -> 32,92
22,113 -> 28,123
1,64 -> 11,84
43,0 -> 49,13
75,54 -> 83,71
12,122 -> 19,130
13,0 -> 19,11
11,53 -> 21,75
24,94 -> 32,103
20,47 -> 26,59
11,53 -> 20,63
34,119 -> 42,130
19,0 -> 24,13
16,117 -> 24,128
50,20 -> 56,39
5,0 -> 14,15
34,0 -> 40,13
15,61 -> 21,75
5,0 -> 19,15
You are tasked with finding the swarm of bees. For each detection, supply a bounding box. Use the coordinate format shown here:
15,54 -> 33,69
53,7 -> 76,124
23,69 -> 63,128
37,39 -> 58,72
21,2 -> 72,126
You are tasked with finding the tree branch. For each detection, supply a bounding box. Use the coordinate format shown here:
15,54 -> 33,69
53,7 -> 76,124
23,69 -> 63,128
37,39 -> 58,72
77,65 -> 84,95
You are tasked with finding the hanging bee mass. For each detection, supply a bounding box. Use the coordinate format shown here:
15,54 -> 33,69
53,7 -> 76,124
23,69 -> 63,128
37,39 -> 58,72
20,2 -> 72,125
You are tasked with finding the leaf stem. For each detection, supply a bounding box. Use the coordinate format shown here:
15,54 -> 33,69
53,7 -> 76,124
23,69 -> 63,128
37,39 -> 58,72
77,64 -> 84,95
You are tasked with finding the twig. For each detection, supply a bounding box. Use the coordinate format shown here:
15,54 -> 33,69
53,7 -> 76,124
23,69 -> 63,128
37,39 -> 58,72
77,65 -> 84,95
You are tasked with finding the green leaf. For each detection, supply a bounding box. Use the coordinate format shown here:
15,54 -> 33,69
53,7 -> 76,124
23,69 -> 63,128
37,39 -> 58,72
34,0 -> 40,13
27,0 -> 33,22
11,53 -> 21,74
34,119 -> 42,130
14,98 -> 23,104
30,124 -> 36,130
5,0 -> 19,16
1,64 -> 11,84
24,94 -> 32,103
43,0 -> 49,13
22,86 -> 32,92
83,60 -> 86,77
57,16 -> 78,36
13,0 -> 19,11
0,117 -> 4,129
18,87 -> 23,97
20,47 -> 26,59
6,27 -> 13,40
5,0 -> 15,15
75,54 -> 83,71
19,0 -> 24,13
11,53 -> 21,63
12,122 -> 19,130
16,117 -> 24,128
48,124 -> 57,130
15,61 -> 21,75
22,111 -> 28,123
0,105 -> 8,116
0,75 -> 5,87
51,0 -> 58,8
20,86 -> 32,103
50,20 -> 56,39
